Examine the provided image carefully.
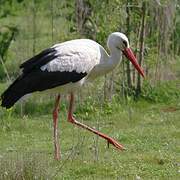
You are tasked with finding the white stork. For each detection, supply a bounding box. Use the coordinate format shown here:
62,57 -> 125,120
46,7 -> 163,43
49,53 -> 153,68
1,32 -> 144,160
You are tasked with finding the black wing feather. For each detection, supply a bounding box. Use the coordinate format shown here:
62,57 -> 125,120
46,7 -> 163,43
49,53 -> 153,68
1,70 -> 87,109
22,70 -> 87,92
20,48 -> 58,73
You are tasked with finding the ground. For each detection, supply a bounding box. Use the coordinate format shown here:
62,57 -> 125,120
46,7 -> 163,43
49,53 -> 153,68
0,98 -> 179,179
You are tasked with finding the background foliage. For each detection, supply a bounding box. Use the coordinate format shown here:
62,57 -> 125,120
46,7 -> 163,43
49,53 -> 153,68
0,0 -> 179,101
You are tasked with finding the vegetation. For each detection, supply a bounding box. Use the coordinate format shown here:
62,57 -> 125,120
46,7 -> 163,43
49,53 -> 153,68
0,0 -> 179,179
0,95 -> 180,179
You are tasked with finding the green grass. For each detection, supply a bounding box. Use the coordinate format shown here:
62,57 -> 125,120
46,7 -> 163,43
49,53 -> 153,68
0,100 -> 179,179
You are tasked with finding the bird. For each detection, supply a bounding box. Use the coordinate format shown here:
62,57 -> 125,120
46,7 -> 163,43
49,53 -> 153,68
1,32 -> 145,160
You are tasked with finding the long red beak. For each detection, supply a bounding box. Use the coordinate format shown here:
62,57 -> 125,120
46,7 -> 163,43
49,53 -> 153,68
123,48 -> 145,78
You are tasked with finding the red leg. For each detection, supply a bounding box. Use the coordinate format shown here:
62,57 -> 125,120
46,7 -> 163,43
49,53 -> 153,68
53,94 -> 61,160
67,93 -> 125,151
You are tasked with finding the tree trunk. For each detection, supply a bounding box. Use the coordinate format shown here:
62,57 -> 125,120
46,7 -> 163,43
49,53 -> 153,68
75,0 -> 84,34
136,1 -> 146,97
103,74 -> 108,101
0,55 -> 11,82
51,0 -> 54,43
107,71 -> 114,102
75,0 -> 93,37
133,22 -> 141,85
32,0 -> 36,55
126,0 -> 132,90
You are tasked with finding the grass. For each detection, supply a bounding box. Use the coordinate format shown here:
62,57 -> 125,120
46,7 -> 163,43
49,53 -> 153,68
0,99 -> 179,179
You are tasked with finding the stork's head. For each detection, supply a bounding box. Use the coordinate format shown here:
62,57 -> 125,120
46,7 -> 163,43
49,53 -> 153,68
107,32 -> 145,77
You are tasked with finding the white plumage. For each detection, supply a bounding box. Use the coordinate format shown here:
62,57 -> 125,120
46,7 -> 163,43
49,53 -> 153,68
42,39 -> 111,79
41,39 -> 102,74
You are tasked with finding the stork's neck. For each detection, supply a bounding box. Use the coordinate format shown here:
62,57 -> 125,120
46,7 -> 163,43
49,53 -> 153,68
88,46 -> 122,80
105,47 -> 122,72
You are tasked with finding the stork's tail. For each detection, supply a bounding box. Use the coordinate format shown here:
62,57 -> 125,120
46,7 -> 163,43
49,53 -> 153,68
1,75 -> 26,109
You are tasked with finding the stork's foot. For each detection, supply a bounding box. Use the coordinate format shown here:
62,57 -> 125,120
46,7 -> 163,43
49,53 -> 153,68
107,137 -> 125,150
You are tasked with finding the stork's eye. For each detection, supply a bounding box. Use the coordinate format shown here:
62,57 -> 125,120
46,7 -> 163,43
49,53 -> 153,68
122,40 -> 127,47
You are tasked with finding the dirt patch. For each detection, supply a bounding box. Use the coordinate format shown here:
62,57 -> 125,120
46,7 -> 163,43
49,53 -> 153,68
161,106 -> 179,112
